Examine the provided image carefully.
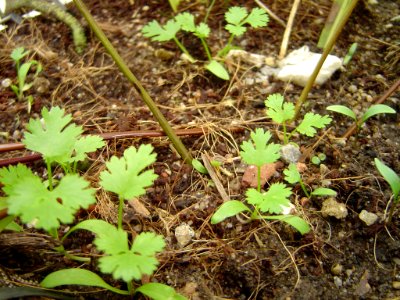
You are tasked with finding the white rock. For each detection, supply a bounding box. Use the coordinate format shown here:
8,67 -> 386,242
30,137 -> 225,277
276,46 -> 342,86
175,223 -> 195,248
321,198 -> 348,219
281,144 -> 301,164
359,210 -> 378,226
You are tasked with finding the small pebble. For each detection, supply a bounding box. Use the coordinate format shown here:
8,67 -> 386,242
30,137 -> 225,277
393,281 -> 400,289
359,210 -> 379,226
334,276 -> 343,288
175,223 -> 195,248
321,198 -> 348,219
331,263 -> 343,275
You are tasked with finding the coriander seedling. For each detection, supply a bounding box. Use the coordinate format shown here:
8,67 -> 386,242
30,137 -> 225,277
99,144 -> 158,229
374,158 -> 400,224
327,104 -> 396,133
23,106 -> 105,186
42,219 -> 186,299
10,47 -> 43,113
284,163 -> 337,198
265,93 -> 332,144
211,128 -> 310,234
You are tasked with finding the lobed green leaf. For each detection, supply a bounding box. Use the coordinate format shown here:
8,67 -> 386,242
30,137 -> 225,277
142,20 -> 180,42
246,183 -> 292,214
100,144 -> 157,200
265,93 -> 295,124
283,164 -> 301,184
240,128 -> 281,167
245,8 -> 269,28
295,113 -> 331,137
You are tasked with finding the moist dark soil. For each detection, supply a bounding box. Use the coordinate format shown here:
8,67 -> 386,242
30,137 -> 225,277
0,0 -> 399,299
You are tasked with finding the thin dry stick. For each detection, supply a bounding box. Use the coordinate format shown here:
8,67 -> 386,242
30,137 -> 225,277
254,0 -> 286,28
279,0 -> 301,60
201,153 -> 230,202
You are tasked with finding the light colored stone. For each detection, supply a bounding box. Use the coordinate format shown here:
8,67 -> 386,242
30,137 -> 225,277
276,46 -> 342,86
175,223 -> 195,248
359,210 -> 379,226
281,144 -> 301,164
321,198 -> 348,219
393,281 -> 400,289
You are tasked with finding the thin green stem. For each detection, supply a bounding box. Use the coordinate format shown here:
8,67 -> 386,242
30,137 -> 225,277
203,0 -> 216,23
127,281 -> 133,295
299,179 -> 310,198
218,34 -> 235,58
73,0 -> 193,164
200,38 -> 212,61
118,196 -> 124,230
293,0 -> 359,119
173,37 -> 195,62
46,161 -> 53,191
387,196 -> 398,224
282,122 -> 288,144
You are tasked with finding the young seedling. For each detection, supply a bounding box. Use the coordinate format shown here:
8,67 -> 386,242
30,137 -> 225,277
99,144 -> 158,229
374,158 -> 400,224
327,104 -> 396,133
265,93 -> 332,144
41,220 -> 186,299
311,152 -> 327,165
23,106 -> 105,185
211,128 -> 310,234
142,6 -> 269,80
284,163 -> 337,198
10,47 -> 43,113
0,106 -> 103,240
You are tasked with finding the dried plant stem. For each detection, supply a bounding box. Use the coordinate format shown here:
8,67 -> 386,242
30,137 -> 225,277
278,0 -> 301,60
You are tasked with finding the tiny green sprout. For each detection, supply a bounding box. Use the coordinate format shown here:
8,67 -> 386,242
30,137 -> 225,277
265,94 -> 332,144
99,145 -> 158,229
327,104 -> 396,133
284,163 -> 337,198
374,158 -> 400,224
211,128 -> 310,235
343,42 -> 358,65
10,47 -> 43,113
168,0 -> 181,12
311,153 -> 327,165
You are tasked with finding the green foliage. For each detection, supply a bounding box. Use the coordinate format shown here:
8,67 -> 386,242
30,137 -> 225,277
142,6 -> 269,80
327,104 -> 396,132
374,158 -> 400,202
168,0 -> 181,12
343,42 -> 358,65
265,94 -> 331,144
211,128 -> 310,235
374,158 -> 400,224
0,164 -> 96,232
23,106 -> 105,172
10,47 -> 42,113
136,282 -> 187,300
240,128 -> 281,167
224,7 -> 269,37
283,163 -> 336,198
246,183 -> 292,214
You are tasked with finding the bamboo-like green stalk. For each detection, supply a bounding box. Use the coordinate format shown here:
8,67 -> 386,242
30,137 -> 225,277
73,0 -> 193,164
293,0 -> 359,119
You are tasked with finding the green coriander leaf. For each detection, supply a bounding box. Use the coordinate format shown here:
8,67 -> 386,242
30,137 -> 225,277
95,225 -> 129,255
195,22 -> 210,38
284,164 -> 301,184
23,107 -> 82,165
0,164 -> 36,195
265,93 -> 295,124
100,145 -> 157,200
205,60 -> 230,80
264,215 -> 310,235
142,20 -> 180,42
225,7 -> 248,25
240,128 -> 281,167
69,135 -> 105,163
175,12 -> 196,32
246,183 -> 292,214
11,47 -> 29,62
97,231 -> 165,282
211,200 -> 251,224
295,113 -> 332,137
4,171 -> 95,231
245,8 -> 269,28
225,24 -> 246,36
375,158 -> 400,200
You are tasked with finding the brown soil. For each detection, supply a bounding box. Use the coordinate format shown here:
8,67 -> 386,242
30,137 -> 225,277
0,0 -> 399,299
